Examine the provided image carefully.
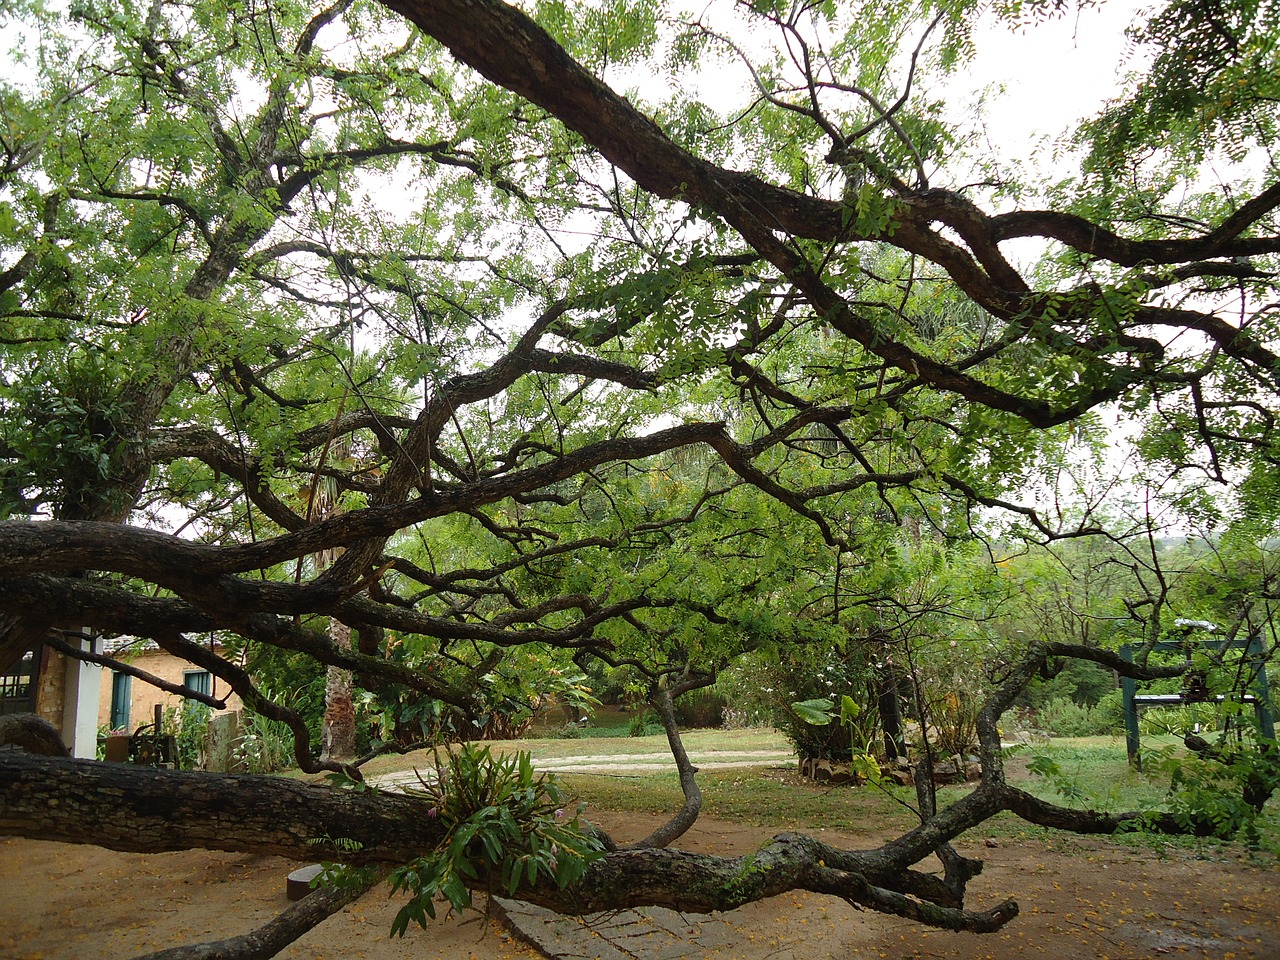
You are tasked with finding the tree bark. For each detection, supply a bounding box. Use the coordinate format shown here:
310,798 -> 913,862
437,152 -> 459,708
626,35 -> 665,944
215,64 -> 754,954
9,742 -> 1267,931
0,753 -> 445,865
321,621 -> 357,763
877,663 -> 906,761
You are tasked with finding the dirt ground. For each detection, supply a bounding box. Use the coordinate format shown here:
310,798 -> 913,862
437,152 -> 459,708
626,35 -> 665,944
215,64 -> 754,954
2,809 -> 1278,960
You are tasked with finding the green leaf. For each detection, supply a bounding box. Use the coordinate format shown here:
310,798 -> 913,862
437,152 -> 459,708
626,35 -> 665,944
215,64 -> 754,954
790,698 -> 835,725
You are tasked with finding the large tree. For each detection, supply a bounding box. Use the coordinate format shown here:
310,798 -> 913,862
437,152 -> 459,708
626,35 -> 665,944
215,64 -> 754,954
2,0 -> 1279,952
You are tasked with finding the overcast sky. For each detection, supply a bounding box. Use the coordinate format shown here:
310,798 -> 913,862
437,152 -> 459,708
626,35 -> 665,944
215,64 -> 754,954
958,1 -> 1145,163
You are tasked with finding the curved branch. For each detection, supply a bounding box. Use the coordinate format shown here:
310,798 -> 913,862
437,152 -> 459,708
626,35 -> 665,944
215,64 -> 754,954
152,631 -> 361,780
997,784 -> 1219,837
992,183 -> 1280,265
629,684 -> 703,849
42,633 -> 228,710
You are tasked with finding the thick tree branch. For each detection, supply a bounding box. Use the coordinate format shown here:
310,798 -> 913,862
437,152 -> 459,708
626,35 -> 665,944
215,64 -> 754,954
376,0 -> 1280,423
0,753 -> 1016,931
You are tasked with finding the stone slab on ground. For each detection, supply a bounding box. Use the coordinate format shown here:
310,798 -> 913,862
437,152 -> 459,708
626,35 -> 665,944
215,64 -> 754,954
492,898 -> 742,960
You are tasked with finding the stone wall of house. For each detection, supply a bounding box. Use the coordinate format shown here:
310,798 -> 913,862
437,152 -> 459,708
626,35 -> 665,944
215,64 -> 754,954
34,648 -> 65,728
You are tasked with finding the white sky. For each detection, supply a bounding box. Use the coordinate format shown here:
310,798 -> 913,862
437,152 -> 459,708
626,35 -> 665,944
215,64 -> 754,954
955,2 -> 1147,167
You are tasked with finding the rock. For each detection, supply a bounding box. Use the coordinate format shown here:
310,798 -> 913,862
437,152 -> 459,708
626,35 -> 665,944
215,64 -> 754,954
828,763 -> 854,785
286,864 -> 326,901
799,757 -> 860,784
0,714 -> 68,757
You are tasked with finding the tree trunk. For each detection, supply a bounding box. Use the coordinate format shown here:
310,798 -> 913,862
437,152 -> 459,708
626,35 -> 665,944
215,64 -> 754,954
321,620 -> 357,762
630,685 -> 702,849
877,664 -> 906,761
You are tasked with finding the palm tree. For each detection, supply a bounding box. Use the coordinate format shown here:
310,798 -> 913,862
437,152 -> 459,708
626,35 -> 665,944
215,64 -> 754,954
305,437 -> 357,762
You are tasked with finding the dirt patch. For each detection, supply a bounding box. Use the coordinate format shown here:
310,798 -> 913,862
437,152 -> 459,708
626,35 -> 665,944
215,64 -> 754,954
2,813 -> 1278,960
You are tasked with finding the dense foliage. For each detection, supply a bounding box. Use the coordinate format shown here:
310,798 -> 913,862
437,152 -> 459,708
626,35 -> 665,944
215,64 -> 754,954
2,0 -> 1279,942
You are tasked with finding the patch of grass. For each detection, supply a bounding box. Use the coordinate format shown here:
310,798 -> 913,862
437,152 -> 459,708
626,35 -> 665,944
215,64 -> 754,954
509,726 -> 790,760
701,769 -> 919,836
349,730 -> 1279,861
1007,737 -> 1173,812
981,737 -> 1280,860
558,766 -> 920,837
545,722 -> 662,739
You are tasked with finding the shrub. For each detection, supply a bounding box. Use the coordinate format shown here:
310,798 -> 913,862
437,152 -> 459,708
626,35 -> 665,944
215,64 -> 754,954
232,707 -> 295,773
160,701 -> 211,770
712,655 -> 776,729
672,688 -> 726,728
1037,693 -> 1125,738
769,646 -> 882,763
909,637 -> 994,759
389,745 -> 604,932
1093,689 -> 1125,732
629,710 -> 661,738
547,724 -> 583,740
927,690 -> 979,757
1024,659 -> 1117,709
361,649 -> 600,748
1036,697 -> 1094,737
1139,702 -> 1221,738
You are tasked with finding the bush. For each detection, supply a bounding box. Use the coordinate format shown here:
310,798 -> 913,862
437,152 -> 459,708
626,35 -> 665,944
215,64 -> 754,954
159,702 -> 211,770
361,648 -> 600,748
764,643 -> 886,763
629,710 -> 660,738
1139,701 -> 1221,738
1036,693 -> 1124,738
1036,697 -> 1093,737
925,690 -> 979,757
1024,659 -> 1117,709
905,636 -> 990,759
1093,689 -> 1125,732
672,688 -> 726,728
388,745 -> 604,931
712,655 -> 776,729
233,707 -> 295,773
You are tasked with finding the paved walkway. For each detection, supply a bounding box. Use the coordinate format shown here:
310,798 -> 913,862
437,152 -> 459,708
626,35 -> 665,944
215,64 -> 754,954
367,747 -> 794,791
